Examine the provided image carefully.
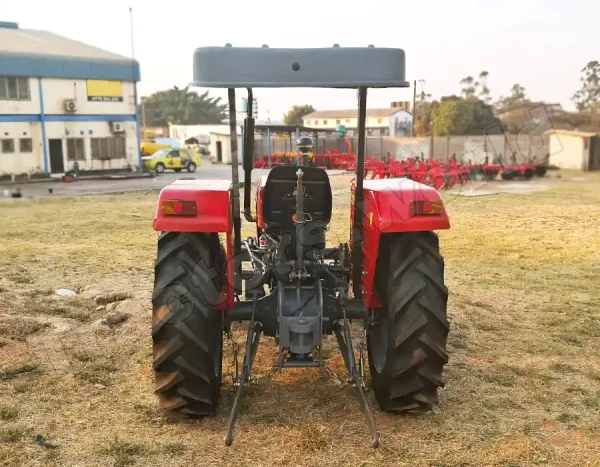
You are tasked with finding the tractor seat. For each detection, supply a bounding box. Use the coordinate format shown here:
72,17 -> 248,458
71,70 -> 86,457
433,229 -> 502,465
262,166 -> 332,230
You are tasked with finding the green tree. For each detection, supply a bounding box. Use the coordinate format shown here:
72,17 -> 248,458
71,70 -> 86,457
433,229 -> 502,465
495,84 -> 527,110
142,86 -> 227,127
432,97 -> 501,136
284,105 -> 316,125
460,76 -> 476,99
572,60 -> 600,112
478,71 -> 491,103
414,90 -> 437,136
507,83 -> 527,102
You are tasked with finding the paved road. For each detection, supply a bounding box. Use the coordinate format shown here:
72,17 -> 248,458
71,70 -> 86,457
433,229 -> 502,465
1,164 -> 344,200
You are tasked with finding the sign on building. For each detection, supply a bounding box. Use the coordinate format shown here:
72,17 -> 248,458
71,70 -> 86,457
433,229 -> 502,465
391,101 -> 411,111
87,80 -> 123,102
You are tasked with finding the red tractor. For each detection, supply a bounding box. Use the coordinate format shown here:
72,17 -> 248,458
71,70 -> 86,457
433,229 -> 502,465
151,45 -> 450,448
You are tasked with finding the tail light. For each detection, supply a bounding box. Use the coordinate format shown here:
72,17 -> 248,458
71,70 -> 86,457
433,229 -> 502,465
409,200 -> 444,216
161,200 -> 197,216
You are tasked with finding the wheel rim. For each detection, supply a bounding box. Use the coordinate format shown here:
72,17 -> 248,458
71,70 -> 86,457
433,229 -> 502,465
156,164 -> 164,173
188,164 -> 196,172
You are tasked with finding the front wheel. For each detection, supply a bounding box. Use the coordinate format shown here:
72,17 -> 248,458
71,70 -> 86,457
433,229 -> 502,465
187,163 -> 197,173
368,232 -> 449,413
155,163 -> 165,174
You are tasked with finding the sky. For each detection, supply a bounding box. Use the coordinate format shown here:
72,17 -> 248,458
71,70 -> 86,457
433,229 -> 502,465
3,0 -> 599,120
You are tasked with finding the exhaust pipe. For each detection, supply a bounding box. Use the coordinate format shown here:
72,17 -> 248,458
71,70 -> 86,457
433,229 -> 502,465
243,89 -> 257,223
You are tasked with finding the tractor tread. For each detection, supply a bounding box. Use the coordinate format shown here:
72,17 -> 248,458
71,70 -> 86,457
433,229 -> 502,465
152,232 -> 225,418
369,231 -> 449,414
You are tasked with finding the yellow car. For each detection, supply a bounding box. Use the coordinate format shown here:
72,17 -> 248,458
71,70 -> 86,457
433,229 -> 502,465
142,148 -> 201,174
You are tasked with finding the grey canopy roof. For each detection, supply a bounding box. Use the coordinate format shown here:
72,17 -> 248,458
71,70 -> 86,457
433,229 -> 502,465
192,46 -> 408,89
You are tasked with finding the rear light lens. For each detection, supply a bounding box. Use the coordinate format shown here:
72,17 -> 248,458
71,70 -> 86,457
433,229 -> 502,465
409,200 -> 444,216
161,200 -> 197,216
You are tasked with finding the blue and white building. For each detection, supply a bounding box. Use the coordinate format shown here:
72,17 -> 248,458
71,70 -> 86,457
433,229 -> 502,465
0,21 -> 141,176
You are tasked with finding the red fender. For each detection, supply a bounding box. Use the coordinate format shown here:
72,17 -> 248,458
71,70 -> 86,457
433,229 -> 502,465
153,179 -> 234,310
351,178 -> 450,309
153,179 -> 232,232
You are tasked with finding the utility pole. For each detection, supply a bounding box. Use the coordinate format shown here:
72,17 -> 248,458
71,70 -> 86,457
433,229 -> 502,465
411,79 -> 417,137
141,97 -> 146,138
129,6 -> 142,167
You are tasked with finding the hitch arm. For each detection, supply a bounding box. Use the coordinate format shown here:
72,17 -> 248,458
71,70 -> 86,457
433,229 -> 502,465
224,294 -> 262,447
333,296 -> 380,448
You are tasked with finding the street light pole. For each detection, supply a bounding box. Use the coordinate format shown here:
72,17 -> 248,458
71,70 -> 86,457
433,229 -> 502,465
411,79 -> 426,138
411,80 -> 417,137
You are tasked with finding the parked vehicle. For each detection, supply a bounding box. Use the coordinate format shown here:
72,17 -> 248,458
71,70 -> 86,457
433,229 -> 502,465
142,148 -> 200,173
140,141 -> 171,157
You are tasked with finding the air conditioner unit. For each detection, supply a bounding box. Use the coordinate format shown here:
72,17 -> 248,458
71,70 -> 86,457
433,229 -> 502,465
64,99 -> 77,113
111,122 -> 125,133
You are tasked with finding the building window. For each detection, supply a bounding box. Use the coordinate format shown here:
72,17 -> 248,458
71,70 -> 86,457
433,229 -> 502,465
67,138 -> 85,161
0,77 -> 30,100
323,120 -> 328,125
345,119 -> 350,123
336,119 -> 340,124
91,136 -> 126,160
1,139 -> 15,153
19,138 -> 33,153
377,118 -> 383,124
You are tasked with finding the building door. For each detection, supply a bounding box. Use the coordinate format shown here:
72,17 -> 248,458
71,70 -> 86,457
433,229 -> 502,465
48,139 -> 64,174
589,136 -> 600,170
216,141 -> 223,163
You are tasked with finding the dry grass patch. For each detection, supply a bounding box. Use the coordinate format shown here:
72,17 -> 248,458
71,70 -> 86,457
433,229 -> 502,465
0,292 -> 100,323
0,363 -> 41,383
0,404 -> 19,421
0,316 -> 49,341
0,171 -> 599,465
0,424 -> 31,443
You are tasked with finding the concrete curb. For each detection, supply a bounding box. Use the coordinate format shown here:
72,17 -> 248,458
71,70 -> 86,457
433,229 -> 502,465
0,172 -> 155,187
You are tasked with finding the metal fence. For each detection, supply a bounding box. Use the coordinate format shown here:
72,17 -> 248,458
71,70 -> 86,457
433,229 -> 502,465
252,134 -> 550,164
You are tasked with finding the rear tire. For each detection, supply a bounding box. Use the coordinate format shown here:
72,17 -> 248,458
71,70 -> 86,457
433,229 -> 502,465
152,232 -> 226,417
155,163 -> 165,174
187,163 -> 197,173
368,232 -> 449,413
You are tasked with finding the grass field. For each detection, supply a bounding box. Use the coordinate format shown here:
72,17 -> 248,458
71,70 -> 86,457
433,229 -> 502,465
1,172 -> 600,466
